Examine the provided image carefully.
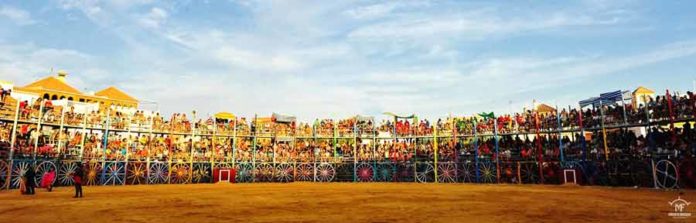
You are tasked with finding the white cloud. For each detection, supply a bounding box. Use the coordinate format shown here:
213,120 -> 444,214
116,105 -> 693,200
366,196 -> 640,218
139,7 -> 168,29
0,5 -> 35,25
0,43 -> 105,91
58,0 -> 107,25
348,11 -> 622,41
4,0 -> 691,122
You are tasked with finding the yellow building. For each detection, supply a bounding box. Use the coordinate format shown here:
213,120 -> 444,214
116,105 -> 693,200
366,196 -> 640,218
15,71 -> 139,108
535,103 -> 556,115
632,86 -> 654,108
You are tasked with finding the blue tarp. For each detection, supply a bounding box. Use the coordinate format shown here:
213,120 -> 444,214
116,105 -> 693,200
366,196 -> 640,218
579,90 -> 630,108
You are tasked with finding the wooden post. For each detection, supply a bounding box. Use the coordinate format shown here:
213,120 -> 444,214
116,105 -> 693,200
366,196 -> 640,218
57,105 -> 66,157
6,101 -> 20,190
33,101 -> 44,160
189,110 -> 196,183
123,116 -> 132,186
434,124 -> 439,183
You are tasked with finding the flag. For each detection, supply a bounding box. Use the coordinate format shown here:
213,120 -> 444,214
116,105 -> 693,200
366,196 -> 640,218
478,112 -> 495,120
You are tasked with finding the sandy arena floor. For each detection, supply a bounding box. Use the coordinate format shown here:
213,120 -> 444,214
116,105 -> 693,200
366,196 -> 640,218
0,183 -> 693,223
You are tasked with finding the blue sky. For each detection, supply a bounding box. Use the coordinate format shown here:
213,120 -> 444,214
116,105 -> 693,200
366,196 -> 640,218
0,0 -> 695,121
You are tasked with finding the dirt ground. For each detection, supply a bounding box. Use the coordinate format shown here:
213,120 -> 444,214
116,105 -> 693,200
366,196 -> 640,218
0,183 -> 693,223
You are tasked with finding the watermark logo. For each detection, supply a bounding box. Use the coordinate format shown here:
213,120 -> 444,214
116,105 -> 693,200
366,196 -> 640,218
668,196 -> 691,219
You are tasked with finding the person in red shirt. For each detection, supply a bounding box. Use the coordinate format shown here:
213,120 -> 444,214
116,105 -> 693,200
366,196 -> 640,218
19,100 -> 29,118
72,163 -> 84,198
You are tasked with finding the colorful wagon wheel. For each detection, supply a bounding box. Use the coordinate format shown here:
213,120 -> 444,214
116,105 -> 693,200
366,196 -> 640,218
295,163 -> 314,181
11,161 -> 31,188
170,163 -> 191,184
127,162 -> 147,185
519,162 -> 538,184
0,160 -> 9,189
254,163 -> 274,182
497,162 -> 516,184
374,163 -> 393,182
235,163 -> 253,183
316,163 -> 335,182
396,163 -> 414,182
356,163 -> 374,182
457,162 -> 475,183
416,163 -> 434,183
276,163 -> 294,182
58,162 -> 78,186
437,163 -> 456,183
102,162 -> 126,185
84,162 -> 102,186
192,163 -> 211,183
655,160 -> 678,189
34,161 -> 57,187
479,162 -> 496,183
148,162 -> 169,184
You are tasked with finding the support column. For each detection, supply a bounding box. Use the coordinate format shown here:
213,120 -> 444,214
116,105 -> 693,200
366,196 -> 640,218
6,101 -> 20,190
189,111 -> 196,182
33,102 -> 44,160
433,124 -> 439,183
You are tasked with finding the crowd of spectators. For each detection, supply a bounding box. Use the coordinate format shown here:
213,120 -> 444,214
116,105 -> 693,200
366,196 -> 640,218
0,90 -> 694,165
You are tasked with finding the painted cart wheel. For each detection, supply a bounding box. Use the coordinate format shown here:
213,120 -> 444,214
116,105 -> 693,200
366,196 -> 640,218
437,163 -> 456,183
35,161 -> 57,187
192,163 -> 211,183
127,162 -> 147,185
58,162 -> 78,186
520,162 -> 538,184
499,162 -> 519,184
148,162 -> 169,184
102,162 -> 125,185
254,163 -> 274,182
0,160 -> 9,189
235,163 -> 253,183
356,163 -> 374,182
655,160 -> 678,189
416,163 -> 434,183
480,162 -> 497,184
11,161 -> 31,188
396,163 -> 414,182
170,163 -> 191,184
275,163 -> 294,182
457,162 -> 475,183
84,162 -> 102,186
374,163 -> 393,182
295,163 -> 314,182
316,163 -> 335,182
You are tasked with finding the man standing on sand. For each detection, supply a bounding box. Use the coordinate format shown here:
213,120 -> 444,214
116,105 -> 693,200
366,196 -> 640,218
24,165 -> 36,195
72,163 -> 84,198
